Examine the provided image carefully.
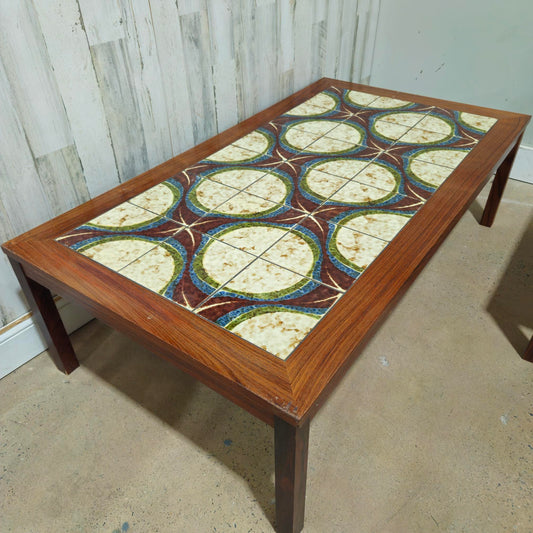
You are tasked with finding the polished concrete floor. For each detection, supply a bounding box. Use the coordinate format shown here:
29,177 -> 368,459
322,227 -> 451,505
1,179 -> 532,532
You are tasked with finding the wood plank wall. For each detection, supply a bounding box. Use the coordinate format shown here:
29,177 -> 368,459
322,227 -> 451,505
0,0 -> 380,327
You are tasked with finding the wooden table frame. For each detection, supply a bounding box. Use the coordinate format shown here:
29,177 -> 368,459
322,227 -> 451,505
2,78 -> 530,532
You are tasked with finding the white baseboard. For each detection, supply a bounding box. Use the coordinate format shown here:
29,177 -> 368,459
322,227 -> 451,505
0,299 -> 93,379
511,144 -> 533,184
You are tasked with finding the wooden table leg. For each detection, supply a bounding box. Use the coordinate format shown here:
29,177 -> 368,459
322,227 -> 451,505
524,335 -> 533,362
274,417 -> 310,533
480,133 -> 524,227
9,258 -> 79,374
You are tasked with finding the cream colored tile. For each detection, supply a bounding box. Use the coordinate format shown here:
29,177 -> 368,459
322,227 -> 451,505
193,180 -> 240,212
416,115 -> 454,135
398,127 -> 451,144
229,310 -> 321,359
409,159 -> 454,188
233,130 -> 270,154
352,162 -> 398,192
305,136 -> 356,154
213,224 -> 289,256
286,101 -> 328,117
413,148 -> 468,169
334,227 -> 388,271
293,119 -> 339,137
325,123 -> 363,145
213,191 -> 281,217
206,144 -> 259,163
244,173 -> 290,204
88,202 -> 160,229
329,181 -> 394,204
128,183 -> 177,216
284,127 -> 321,150
118,244 -> 178,294
261,230 -> 317,278
223,258 -> 306,296
369,96 -> 413,109
206,168 -> 267,190
379,112 -> 426,128
306,92 -> 338,111
303,169 -> 349,200
373,120 -> 410,141
343,212 -> 411,241
199,238 -> 256,287
78,237 -> 157,271
460,112 -> 497,132
310,159 -> 370,180
346,90 -> 380,107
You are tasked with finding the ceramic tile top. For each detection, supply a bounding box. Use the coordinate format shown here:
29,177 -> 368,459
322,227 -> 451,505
57,85 -> 497,360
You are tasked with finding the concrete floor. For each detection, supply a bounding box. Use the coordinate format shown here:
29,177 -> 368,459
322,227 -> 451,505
1,179 -> 532,533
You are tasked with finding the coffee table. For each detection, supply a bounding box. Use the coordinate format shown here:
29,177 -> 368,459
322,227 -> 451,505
2,78 -> 530,532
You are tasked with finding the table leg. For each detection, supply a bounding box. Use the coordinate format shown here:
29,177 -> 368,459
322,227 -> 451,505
274,417 -> 310,533
9,258 -> 79,374
524,335 -> 533,363
480,133 -> 524,227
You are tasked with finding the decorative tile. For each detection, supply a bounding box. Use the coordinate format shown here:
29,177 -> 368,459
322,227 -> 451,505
66,235 -> 166,272
285,91 -> 340,117
458,111 -> 497,133
424,107 -> 498,141
128,227 -> 259,309
328,222 -> 388,274
313,193 -> 423,226
57,83 -> 495,360
260,215 -> 361,291
192,208 -> 308,256
376,143 -> 474,194
200,126 -> 284,169
56,202 -> 183,251
240,163 -> 323,214
194,278 -> 342,359
279,88 -> 354,123
127,174 -> 221,226
213,305 -> 327,360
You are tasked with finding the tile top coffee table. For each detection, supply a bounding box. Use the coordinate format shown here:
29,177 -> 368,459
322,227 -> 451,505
2,78 -> 530,532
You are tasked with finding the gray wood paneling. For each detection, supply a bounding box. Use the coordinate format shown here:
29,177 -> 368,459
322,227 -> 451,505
0,0 -> 381,327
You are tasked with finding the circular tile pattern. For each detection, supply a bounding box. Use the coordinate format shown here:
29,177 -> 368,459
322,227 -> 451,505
374,113 -> 453,144
225,307 -> 322,359
283,121 -> 363,153
303,161 -> 399,205
195,224 -> 319,299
